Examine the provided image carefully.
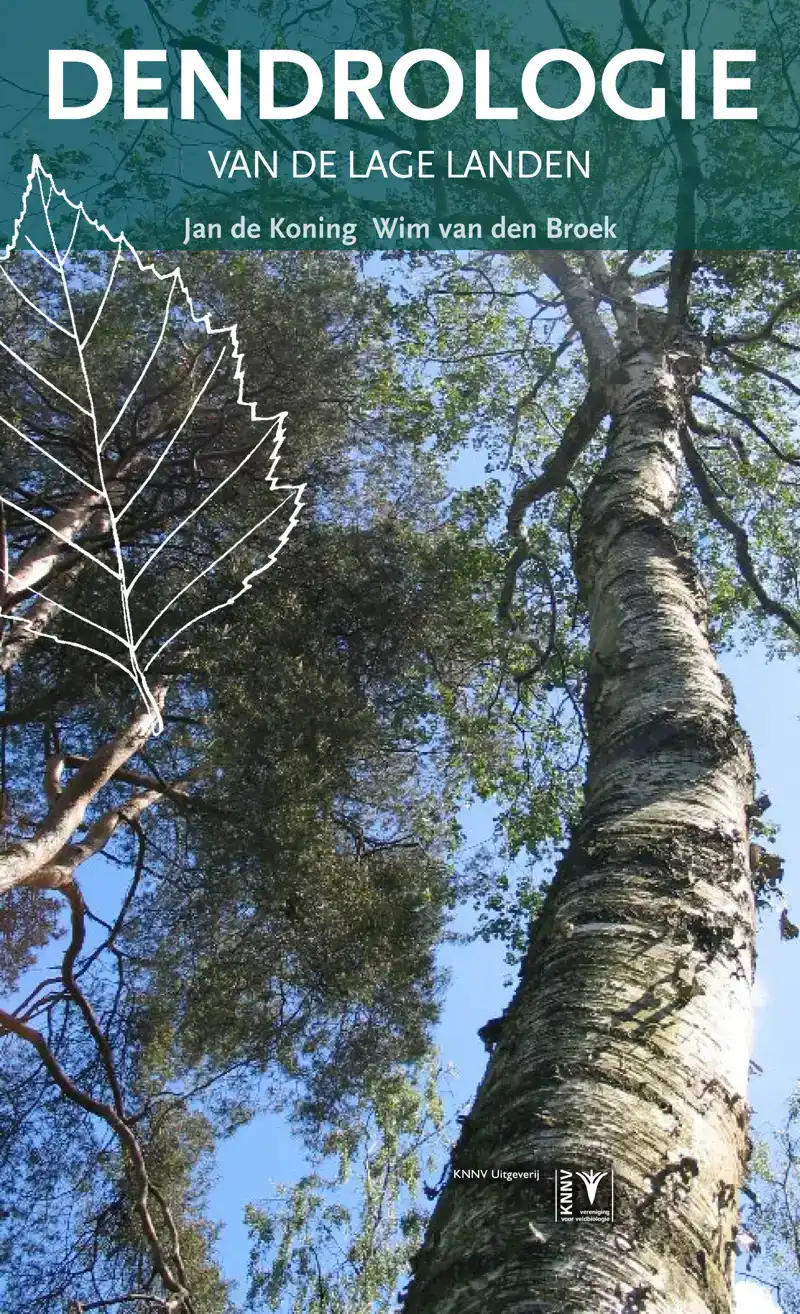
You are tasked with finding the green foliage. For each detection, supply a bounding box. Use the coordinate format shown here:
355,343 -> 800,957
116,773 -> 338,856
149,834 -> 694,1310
0,886 -> 62,992
245,1060 -> 450,1314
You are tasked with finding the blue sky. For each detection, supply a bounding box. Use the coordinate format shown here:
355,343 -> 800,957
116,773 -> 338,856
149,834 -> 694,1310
724,648 -> 800,1313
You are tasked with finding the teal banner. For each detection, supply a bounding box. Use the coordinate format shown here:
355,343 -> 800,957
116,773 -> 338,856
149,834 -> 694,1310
0,0 -> 797,250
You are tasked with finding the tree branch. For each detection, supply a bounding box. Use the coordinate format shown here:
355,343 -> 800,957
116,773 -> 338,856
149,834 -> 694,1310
0,682 -> 72,727
68,1297 -> 172,1312
680,427 -> 800,642
500,387 -> 607,620
61,754 -> 232,818
710,290 -> 800,348
36,789 -> 162,889
532,255 -> 617,378
720,347 -> 800,400
0,594 -> 59,673
694,388 -> 800,466
2,488 -> 104,606
79,818 -> 148,976
0,1003 -> 193,1309
618,0 -> 700,326
60,883 -> 128,1120
0,689 -> 166,894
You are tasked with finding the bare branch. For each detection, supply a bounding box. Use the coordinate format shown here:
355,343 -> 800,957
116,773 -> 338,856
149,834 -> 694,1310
511,557 -> 559,686
2,488 -> 104,606
1,447 -> 151,618
68,1297 -> 172,1312
532,255 -> 617,377
629,265 -> 672,292
618,0 -> 700,326
44,753 -> 65,807
687,402 -> 750,469
720,347 -> 800,400
60,884 -> 128,1119
0,1003 -> 193,1309
79,817 -> 148,975
506,331 -> 578,459
36,789 -> 162,888
0,593 -> 59,673
61,754 -> 233,818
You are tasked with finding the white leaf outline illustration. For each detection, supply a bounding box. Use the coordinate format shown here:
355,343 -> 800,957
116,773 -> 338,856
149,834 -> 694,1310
0,155 -> 306,734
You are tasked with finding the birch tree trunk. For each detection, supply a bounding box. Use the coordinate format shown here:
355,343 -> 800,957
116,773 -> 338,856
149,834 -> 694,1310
403,331 -> 757,1313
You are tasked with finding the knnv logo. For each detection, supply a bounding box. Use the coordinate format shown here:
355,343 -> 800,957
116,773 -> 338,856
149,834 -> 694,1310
554,1165 -> 614,1223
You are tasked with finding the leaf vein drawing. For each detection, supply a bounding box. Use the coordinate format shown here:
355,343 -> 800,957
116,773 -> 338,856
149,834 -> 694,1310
24,235 -> 59,271
81,243 -> 122,349
127,414 -> 283,593
3,569 -> 131,646
0,498 -> 120,578
0,260 -> 75,337
118,345 -> 228,522
0,155 -> 306,734
0,413 -> 101,492
0,332 -> 92,415
138,491 -> 299,664
99,271 -> 179,451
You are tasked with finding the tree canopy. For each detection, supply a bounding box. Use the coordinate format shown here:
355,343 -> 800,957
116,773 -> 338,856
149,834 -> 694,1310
0,244 -> 552,1312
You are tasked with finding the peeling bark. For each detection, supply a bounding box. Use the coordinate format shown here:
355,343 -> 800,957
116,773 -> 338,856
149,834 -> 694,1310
36,788 -> 162,888
403,339 -> 756,1313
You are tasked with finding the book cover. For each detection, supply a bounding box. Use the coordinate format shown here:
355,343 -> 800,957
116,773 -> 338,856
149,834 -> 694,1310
0,5 -> 796,1313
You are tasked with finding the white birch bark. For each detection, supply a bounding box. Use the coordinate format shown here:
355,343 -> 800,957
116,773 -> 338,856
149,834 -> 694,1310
403,336 -> 756,1314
